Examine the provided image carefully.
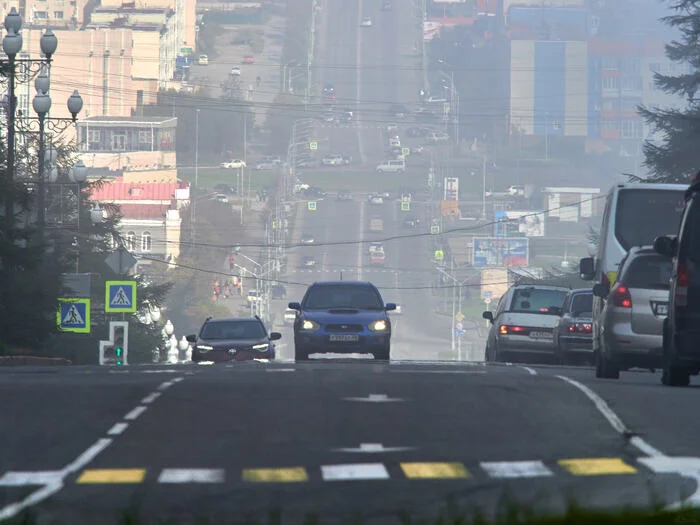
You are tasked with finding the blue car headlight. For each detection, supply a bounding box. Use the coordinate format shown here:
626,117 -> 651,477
369,320 -> 388,332
300,319 -> 321,331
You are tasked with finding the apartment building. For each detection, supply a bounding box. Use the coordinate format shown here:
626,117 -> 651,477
588,37 -> 684,154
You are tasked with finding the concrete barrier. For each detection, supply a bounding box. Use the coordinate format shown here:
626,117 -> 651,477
0,356 -> 72,367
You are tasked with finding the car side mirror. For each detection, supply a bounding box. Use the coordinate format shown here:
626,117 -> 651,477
269,332 -> 282,341
385,302 -> 397,311
579,257 -> 595,280
288,301 -> 301,310
653,235 -> 677,258
592,283 -> 609,298
482,311 -> 493,322
548,306 -> 563,316
186,334 -> 197,343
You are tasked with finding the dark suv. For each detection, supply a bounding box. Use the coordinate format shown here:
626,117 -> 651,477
186,317 -> 281,363
288,281 -> 396,361
654,183 -> 700,386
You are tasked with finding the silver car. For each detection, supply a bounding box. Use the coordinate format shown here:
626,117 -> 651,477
594,246 -> 672,379
553,288 -> 593,365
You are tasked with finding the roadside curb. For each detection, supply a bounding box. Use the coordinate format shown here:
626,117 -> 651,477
0,356 -> 73,367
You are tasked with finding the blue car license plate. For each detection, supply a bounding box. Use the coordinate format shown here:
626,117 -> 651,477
329,334 -> 359,342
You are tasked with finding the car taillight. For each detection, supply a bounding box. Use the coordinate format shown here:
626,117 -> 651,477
676,263 -> 689,308
568,323 -> 592,333
499,325 -> 529,335
611,284 -> 632,308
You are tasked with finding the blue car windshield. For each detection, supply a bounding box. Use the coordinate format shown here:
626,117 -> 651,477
303,285 -> 384,310
200,320 -> 266,340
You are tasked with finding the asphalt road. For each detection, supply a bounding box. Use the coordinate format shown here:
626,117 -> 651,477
2,362 -> 699,524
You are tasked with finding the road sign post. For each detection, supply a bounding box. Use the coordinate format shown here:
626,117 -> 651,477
105,281 -> 137,313
57,298 -> 91,333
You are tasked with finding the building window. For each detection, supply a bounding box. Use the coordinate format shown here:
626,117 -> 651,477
141,231 -> 152,252
621,77 -> 642,91
34,11 -> 48,18
53,10 -> 64,18
649,62 -> 660,73
125,231 -> 136,251
620,119 -> 642,139
111,133 -> 126,151
602,77 -> 618,89
138,130 -> 151,143
602,57 -> 617,70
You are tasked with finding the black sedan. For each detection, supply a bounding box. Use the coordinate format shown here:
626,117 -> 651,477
187,317 -> 281,363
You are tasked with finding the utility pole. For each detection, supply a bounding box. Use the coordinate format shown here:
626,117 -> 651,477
481,152 -> 487,220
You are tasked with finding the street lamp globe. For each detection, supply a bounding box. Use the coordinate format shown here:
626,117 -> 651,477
70,160 -> 87,183
90,204 -> 105,224
35,66 -> 49,94
40,28 -> 58,59
164,319 -> 174,336
32,91 -> 51,116
66,90 -> 83,120
178,336 -> 189,352
149,307 -> 162,323
4,8 -> 21,34
2,28 -> 22,57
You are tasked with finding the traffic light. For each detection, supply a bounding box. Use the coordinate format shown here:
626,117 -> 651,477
114,326 -> 125,366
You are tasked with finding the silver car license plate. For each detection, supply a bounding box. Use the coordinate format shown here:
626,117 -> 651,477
228,349 -> 237,354
652,302 -> 668,316
329,334 -> 359,342
530,331 -> 553,340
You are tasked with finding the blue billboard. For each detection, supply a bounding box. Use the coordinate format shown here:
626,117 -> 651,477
472,237 -> 529,268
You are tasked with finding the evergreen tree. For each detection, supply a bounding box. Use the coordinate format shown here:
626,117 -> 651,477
639,0 -> 700,183
0,132 -> 70,355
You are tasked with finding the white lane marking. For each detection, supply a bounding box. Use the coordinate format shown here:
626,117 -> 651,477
0,471 -> 63,486
266,368 -> 296,372
158,469 -> 225,484
143,369 -> 180,374
172,377 -> 185,383
521,366 -> 537,375
124,405 -> 148,421
333,443 -> 415,453
638,457 -> 700,509
321,463 -> 390,481
557,375 -> 663,456
158,380 -> 175,390
480,461 -> 553,479
391,370 -> 485,375
629,436 -> 665,457
142,392 -> 162,404
357,200 -> 365,281
344,394 -> 405,402
107,422 -> 129,436
0,374 -> 186,519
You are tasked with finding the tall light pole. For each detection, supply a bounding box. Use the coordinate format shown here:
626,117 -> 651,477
2,8 -> 22,227
32,79 -> 83,237
194,108 -> 200,187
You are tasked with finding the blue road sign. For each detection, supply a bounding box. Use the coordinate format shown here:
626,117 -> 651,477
105,281 -> 137,313
57,298 -> 91,333
455,328 -> 465,337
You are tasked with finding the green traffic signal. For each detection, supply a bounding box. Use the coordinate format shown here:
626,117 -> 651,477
115,346 -> 123,365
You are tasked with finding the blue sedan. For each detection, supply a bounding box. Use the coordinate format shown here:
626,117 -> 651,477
288,281 -> 396,361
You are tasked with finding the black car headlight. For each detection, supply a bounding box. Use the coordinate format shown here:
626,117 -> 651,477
196,344 -> 214,351
252,343 -> 270,351
369,320 -> 388,332
300,319 -> 320,331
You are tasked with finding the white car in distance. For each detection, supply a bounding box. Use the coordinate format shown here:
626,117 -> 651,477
221,159 -> 246,169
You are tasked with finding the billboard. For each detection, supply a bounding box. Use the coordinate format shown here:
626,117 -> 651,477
444,177 -> 459,201
472,237 -> 529,268
424,20 -> 441,41
495,211 -> 545,237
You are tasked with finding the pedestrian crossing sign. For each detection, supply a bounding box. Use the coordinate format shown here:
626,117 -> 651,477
105,281 -> 137,313
308,201 -> 317,211
57,298 -> 91,333
401,201 -> 410,211
430,225 -> 440,235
